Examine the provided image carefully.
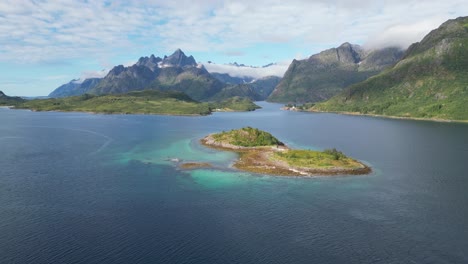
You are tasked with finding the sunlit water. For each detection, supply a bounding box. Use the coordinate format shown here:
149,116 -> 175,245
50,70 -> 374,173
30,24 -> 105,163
1,102 -> 467,263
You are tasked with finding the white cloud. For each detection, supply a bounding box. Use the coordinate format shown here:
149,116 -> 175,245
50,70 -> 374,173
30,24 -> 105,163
1,0 -> 467,96
0,0 -> 466,64
80,69 -> 109,80
364,17 -> 452,49
204,61 -> 291,79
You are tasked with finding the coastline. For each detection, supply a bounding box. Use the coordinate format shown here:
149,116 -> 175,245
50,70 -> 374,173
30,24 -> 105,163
282,107 -> 468,124
9,105 -> 257,116
9,107 -> 210,116
200,134 -> 371,176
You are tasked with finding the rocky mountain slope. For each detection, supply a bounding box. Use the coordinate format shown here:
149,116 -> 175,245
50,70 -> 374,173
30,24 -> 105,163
210,76 -> 281,101
50,50 -> 281,102
49,78 -> 101,98
268,43 -> 404,103
313,16 -> 468,121
87,49 -> 226,101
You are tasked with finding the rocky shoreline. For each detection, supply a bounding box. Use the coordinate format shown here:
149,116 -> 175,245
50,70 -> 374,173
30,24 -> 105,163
200,134 -> 371,176
281,107 -> 467,123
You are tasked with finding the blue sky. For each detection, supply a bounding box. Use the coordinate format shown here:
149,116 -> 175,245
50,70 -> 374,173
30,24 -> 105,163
1,0 -> 467,96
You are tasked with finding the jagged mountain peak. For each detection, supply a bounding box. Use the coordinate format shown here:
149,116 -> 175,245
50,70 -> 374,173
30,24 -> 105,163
172,48 -> 183,55
136,55 -> 162,71
108,65 -> 126,75
339,42 -> 352,48
308,42 -> 363,65
162,49 -> 197,68
48,49 -> 278,102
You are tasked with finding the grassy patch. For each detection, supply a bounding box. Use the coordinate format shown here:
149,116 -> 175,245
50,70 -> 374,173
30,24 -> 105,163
272,149 -> 363,169
212,127 -> 283,147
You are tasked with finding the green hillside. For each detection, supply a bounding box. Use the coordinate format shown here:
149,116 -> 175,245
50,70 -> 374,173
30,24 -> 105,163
313,16 -> 468,121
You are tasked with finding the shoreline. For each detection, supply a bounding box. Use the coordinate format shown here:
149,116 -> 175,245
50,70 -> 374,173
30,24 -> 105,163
313,110 -> 468,123
281,107 -> 468,123
8,107 -> 209,117
7,105 -> 257,117
200,134 -> 371,176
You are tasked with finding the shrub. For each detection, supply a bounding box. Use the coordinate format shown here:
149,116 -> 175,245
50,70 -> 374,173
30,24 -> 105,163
324,148 -> 347,160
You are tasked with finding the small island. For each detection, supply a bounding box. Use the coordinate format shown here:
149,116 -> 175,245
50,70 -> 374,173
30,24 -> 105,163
200,127 -> 370,176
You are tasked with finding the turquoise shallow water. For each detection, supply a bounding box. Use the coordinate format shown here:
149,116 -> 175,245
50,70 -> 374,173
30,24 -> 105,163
115,137 -> 236,166
0,103 -> 467,263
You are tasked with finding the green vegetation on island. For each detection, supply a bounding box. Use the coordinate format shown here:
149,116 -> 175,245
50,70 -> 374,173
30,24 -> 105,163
211,127 -> 282,147
200,127 -> 370,176
14,90 -> 260,115
312,16 -> 468,121
273,148 -> 360,170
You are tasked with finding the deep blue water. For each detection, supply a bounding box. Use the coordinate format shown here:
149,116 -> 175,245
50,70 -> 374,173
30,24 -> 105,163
1,102 -> 467,264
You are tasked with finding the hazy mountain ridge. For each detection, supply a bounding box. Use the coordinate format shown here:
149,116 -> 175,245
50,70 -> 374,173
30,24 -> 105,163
0,91 -> 25,105
313,16 -> 468,121
209,76 -> 281,101
268,43 -> 404,103
49,78 -> 102,98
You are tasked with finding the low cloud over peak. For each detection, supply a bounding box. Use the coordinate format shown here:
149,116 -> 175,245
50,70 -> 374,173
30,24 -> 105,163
364,18 -> 449,50
204,62 -> 290,79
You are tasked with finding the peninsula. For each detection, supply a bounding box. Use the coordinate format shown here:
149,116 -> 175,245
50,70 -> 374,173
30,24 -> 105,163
199,127 -> 370,176
12,90 -> 260,116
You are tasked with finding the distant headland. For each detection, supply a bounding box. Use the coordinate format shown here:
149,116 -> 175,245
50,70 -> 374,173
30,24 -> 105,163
0,90 -> 260,116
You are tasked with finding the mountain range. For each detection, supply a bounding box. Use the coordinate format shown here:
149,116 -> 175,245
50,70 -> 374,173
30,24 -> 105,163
268,43 -> 404,103
49,50 -> 278,102
46,16 -> 467,121
313,16 -> 468,121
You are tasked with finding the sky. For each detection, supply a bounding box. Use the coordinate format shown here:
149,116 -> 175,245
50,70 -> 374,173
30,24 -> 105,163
0,0 -> 466,96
